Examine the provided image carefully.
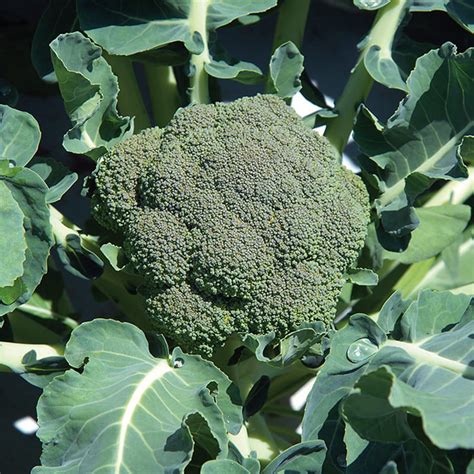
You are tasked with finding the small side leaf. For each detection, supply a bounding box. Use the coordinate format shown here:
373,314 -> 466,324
262,440 -> 326,474
346,268 -> 379,286
269,41 -> 304,99
50,32 -> 133,159
29,156 -> 78,203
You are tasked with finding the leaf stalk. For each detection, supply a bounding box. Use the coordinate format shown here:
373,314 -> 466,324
324,0 -> 409,155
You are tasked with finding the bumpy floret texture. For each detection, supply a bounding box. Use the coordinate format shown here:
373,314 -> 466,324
92,95 -> 370,355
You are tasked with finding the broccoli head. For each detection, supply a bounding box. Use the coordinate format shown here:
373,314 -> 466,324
92,95 -> 370,355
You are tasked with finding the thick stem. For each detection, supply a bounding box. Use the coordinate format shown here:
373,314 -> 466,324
189,0 -> 211,104
271,0 -> 311,52
265,0 -> 311,94
144,65 -> 181,127
104,53 -> 151,132
0,341 -> 63,373
324,0 -> 408,155
17,303 -> 79,331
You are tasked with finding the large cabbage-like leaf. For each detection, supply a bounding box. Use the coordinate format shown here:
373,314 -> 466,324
34,319 -> 243,473
355,43 -> 473,250
50,32 -> 133,159
76,0 -> 275,84
0,165 -> 53,316
302,290 -> 474,457
77,0 -> 276,56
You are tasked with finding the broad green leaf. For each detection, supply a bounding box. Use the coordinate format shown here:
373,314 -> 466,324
269,41 -> 304,99
392,36 -> 435,82
202,459 -> 251,473
411,0 -> 474,33
302,311 -> 387,441
100,243 -> 128,271
414,228 -> 474,293
346,438 -> 452,473
29,156 -> 78,203
205,44 -> 263,85
355,43 -> 473,247
303,290 -> 474,451
262,440 -> 326,474
342,368 -> 414,444
0,105 -> 41,166
383,204 -> 471,263
77,0 -> 277,56
0,166 -> 53,315
34,319 -> 243,473
0,181 -> 26,287
31,0 -> 78,83
50,32 -> 133,159
324,408 -> 452,473
317,407 -> 347,473
344,423 -> 368,466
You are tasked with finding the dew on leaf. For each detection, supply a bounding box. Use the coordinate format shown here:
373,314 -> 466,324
346,338 -> 378,363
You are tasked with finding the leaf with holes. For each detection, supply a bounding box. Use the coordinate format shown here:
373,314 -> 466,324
34,319 -> 243,473
303,289 -> 474,457
355,43 -> 474,250
77,0 -> 277,56
0,165 -> 53,315
50,32 -> 133,159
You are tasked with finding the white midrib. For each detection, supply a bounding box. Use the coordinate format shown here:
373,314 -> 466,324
114,361 -> 173,473
384,339 -> 474,379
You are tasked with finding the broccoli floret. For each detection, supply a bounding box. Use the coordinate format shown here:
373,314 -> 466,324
92,95 -> 370,355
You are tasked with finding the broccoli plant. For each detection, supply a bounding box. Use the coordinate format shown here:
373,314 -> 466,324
92,95 -> 370,355
0,0 -> 473,473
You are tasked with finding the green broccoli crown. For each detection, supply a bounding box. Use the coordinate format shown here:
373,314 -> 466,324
92,95 -> 370,355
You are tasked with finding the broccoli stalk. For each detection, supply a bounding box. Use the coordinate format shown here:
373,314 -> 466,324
0,341 -> 63,374
189,0 -> 212,104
